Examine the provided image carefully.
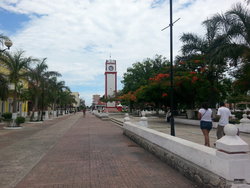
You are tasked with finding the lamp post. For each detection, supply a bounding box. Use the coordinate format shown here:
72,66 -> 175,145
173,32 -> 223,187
40,81 -> 45,121
0,39 -> 13,53
161,0 -> 178,136
169,0 -> 175,136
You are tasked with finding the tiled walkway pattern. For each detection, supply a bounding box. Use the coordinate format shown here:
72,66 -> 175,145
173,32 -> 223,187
9,113 -> 197,188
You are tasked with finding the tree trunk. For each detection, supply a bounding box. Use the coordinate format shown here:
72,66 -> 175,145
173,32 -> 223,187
13,83 -> 17,113
30,96 -> 39,121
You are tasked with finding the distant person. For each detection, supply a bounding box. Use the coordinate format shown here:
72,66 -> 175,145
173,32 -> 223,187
82,108 -> 86,117
165,108 -> 171,123
198,102 -> 213,147
216,102 -> 232,139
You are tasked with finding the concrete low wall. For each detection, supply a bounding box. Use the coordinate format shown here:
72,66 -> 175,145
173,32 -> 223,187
238,123 -> 250,133
92,111 -> 109,120
123,122 -> 250,188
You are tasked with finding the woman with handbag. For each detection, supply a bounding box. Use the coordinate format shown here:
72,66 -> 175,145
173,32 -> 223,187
198,102 -> 213,147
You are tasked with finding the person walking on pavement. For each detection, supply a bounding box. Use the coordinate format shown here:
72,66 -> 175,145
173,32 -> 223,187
198,102 -> 213,147
82,107 -> 86,117
216,102 -> 232,139
165,108 -> 171,123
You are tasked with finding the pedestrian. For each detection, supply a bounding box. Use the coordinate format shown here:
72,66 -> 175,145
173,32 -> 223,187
216,102 -> 232,140
82,108 -> 86,117
165,108 -> 171,123
198,102 -> 213,147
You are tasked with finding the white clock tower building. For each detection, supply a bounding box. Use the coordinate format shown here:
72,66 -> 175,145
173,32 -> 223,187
105,59 -> 117,111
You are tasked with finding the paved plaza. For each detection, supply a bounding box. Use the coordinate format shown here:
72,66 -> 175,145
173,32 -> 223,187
109,114 -> 250,147
0,112 -> 198,188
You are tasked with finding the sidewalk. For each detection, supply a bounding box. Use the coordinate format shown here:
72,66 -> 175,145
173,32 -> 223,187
0,113 -> 197,188
0,114 -> 79,188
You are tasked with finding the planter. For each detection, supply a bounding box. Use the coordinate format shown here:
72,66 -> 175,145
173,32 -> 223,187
3,119 -> 19,127
3,120 -> 12,127
15,117 -> 25,126
186,109 -> 195,119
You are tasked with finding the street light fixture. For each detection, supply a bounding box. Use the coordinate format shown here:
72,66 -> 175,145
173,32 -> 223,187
169,0 -> 175,136
40,81 -> 45,121
161,0 -> 180,136
0,39 -> 13,53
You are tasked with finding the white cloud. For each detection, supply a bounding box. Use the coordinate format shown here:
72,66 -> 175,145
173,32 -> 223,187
0,0 -> 242,105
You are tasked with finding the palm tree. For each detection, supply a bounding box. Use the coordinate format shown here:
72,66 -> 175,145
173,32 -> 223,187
210,3 -> 250,65
0,50 -> 35,113
27,58 -> 61,120
59,87 -> 76,114
46,79 -> 69,116
179,18 -> 230,107
56,82 -> 69,115
0,73 -> 9,100
226,3 -> 250,62
208,3 -> 250,95
0,34 -> 10,100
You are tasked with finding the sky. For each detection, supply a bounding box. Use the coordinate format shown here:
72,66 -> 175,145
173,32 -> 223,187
0,0 -> 243,106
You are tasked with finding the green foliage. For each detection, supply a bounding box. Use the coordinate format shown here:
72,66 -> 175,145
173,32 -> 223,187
122,55 -> 169,93
232,111 -> 244,120
1,36 -> 74,118
27,58 -> 61,112
229,119 -> 240,124
232,62 -> 250,94
207,3 -> 250,101
0,50 -> 37,112
15,116 -> 25,125
0,74 -> 9,100
2,112 -> 12,120
119,4 -> 250,111
178,21 -> 229,107
228,95 -> 250,104
236,104 -> 248,110
176,3 -> 250,107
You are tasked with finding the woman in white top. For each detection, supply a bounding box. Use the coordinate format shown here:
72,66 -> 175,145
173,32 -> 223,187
198,102 -> 213,147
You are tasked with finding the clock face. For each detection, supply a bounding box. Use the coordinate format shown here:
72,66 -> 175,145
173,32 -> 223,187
108,65 -> 114,71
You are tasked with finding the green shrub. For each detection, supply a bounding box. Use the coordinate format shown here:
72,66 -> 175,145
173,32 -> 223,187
2,112 -> 12,120
232,112 -> 243,120
15,117 -> 25,125
229,119 -> 240,124
236,104 -> 246,110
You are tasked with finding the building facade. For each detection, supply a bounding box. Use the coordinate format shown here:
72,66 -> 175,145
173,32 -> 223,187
0,62 -> 29,116
92,94 -> 105,111
71,92 -> 80,110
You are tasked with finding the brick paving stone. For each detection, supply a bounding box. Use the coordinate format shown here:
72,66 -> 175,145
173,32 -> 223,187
13,113 -> 197,188
0,114 -> 78,188
0,115 -> 70,150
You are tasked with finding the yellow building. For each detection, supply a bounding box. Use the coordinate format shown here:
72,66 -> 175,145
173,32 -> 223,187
0,62 -> 29,116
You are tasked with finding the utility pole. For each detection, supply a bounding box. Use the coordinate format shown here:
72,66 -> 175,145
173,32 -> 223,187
161,0 -> 180,136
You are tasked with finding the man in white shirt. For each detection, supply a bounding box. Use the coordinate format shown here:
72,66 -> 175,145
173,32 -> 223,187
216,102 -> 232,139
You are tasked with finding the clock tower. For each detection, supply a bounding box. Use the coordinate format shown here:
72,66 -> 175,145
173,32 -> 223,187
105,59 -> 117,111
